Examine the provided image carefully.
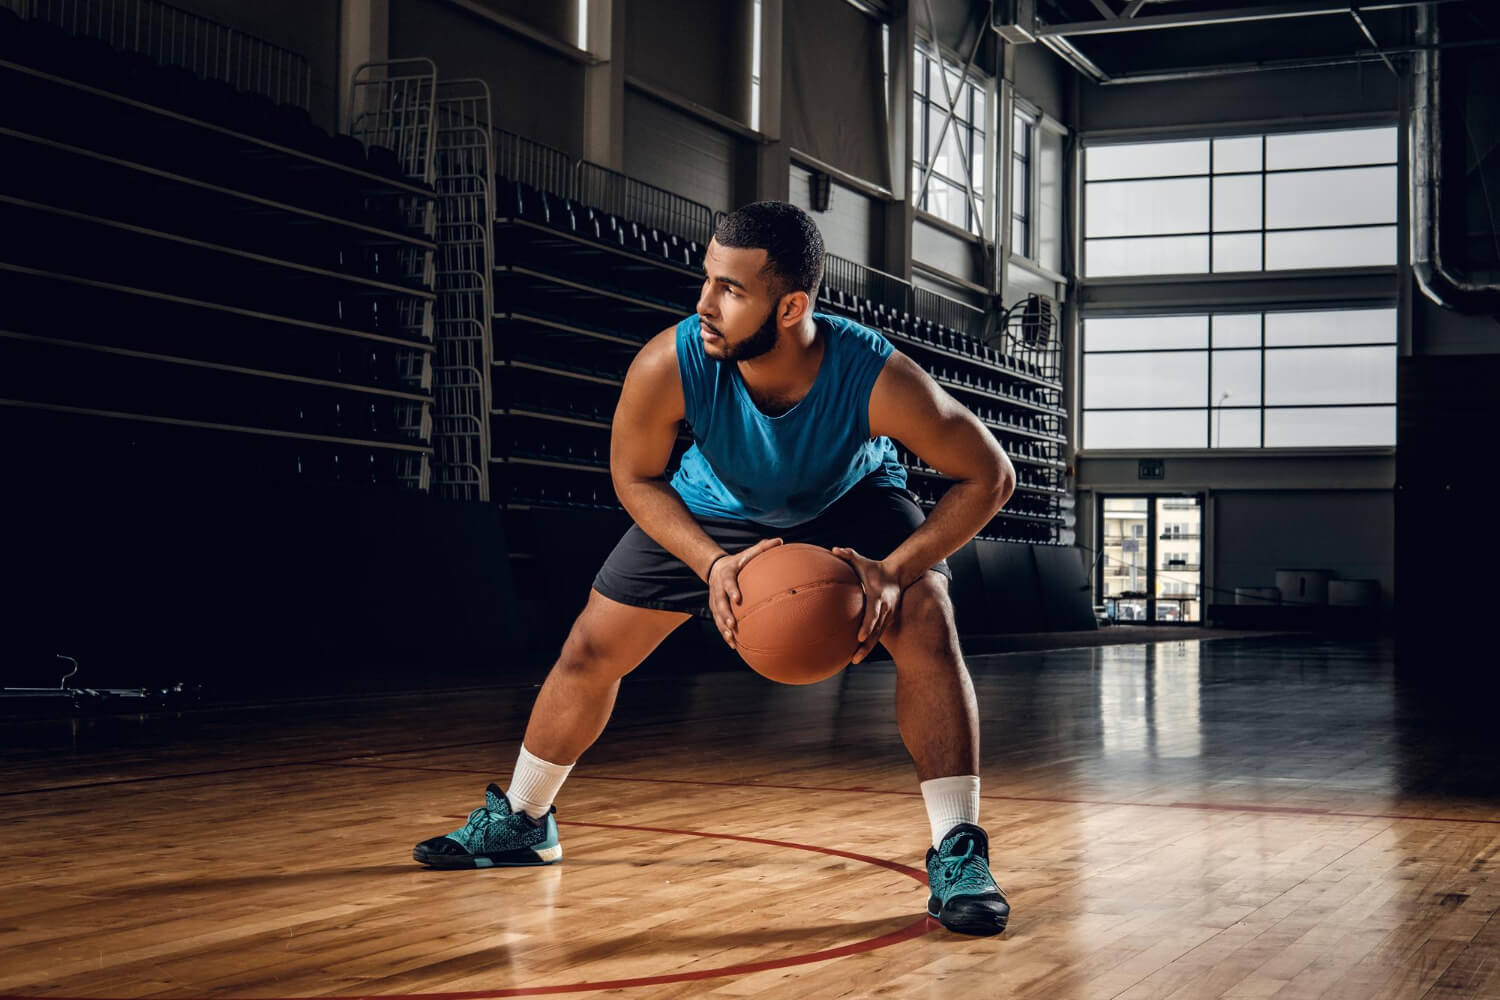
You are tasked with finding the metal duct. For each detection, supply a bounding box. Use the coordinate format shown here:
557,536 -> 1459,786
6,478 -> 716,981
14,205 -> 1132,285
1411,6 -> 1500,312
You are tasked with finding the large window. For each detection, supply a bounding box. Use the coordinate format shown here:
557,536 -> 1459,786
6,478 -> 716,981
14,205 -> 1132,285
1011,109 -> 1033,257
749,0 -> 763,131
1011,107 -> 1065,275
913,44 -> 986,236
1082,126 -> 1397,278
1082,308 -> 1397,449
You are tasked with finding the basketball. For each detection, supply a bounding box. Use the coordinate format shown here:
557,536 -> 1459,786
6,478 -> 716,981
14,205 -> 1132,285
733,543 -> 866,684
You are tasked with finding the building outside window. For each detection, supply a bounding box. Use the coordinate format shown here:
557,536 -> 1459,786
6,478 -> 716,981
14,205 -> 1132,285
1099,497 -> 1203,623
913,43 -> 986,236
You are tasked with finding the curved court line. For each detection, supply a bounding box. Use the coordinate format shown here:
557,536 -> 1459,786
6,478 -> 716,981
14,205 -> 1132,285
0,821 -> 938,1000
565,818 -> 930,882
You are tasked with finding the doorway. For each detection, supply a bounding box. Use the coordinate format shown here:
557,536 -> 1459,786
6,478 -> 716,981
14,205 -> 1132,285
1097,494 -> 1205,624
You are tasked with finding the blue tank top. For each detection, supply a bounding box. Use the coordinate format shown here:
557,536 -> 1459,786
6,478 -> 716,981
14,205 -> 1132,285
669,311 -> 908,527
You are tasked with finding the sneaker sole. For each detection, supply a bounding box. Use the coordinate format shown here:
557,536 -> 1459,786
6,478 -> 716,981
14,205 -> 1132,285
413,844 -> 562,869
928,897 -> 1009,936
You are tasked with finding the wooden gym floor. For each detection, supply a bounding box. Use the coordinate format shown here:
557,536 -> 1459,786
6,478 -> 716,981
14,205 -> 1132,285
2,633 -> 1498,999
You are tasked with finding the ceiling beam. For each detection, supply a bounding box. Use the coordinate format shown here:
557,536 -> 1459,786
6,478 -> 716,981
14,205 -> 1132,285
1121,0 -> 1150,16
1036,0 -> 1460,38
1039,33 -> 1110,81
1349,8 -> 1399,76
1096,36 -> 1500,84
1086,0 -> 1118,18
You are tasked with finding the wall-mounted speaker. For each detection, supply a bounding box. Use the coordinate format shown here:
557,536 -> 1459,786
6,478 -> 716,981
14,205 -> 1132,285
809,170 -> 832,212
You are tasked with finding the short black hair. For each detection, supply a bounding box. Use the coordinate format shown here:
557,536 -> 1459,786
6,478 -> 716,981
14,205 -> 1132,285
714,201 -> 825,300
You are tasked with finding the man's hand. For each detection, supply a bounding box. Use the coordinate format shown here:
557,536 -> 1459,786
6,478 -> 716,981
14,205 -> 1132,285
707,537 -> 785,650
831,546 -> 904,664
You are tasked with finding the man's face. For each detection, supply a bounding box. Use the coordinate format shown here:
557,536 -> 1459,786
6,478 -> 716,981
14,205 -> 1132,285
696,239 -> 783,363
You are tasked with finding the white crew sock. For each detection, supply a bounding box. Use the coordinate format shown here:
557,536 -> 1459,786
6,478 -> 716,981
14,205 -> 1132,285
506,744 -> 574,819
920,775 -> 981,849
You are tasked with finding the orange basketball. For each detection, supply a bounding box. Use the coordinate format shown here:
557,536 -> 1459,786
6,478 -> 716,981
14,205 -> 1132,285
734,543 -> 865,685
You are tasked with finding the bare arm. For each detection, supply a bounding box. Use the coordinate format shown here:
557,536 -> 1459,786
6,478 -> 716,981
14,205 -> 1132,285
610,328 -> 783,647
868,350 -> 1016,589
610,328 -> 725,581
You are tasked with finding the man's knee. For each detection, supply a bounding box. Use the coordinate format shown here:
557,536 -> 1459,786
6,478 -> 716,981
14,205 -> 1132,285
557,618 -> 609,672
555,620 -> 635,681
885,573 -> 957,646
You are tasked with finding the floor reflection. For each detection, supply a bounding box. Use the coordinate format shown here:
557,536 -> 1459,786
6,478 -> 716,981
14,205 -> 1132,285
1097,642 -> 1203,760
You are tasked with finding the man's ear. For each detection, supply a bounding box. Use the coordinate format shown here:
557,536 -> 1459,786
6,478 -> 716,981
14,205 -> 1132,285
779,290 -> 811,325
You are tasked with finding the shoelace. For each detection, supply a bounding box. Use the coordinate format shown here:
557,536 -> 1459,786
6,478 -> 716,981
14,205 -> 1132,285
464,803 -> 540,838
463,805 -> 502,832
940,841 -> 1007,898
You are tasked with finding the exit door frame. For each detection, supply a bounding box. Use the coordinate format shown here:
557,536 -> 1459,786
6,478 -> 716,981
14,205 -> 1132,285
1096,491 -> 1208,626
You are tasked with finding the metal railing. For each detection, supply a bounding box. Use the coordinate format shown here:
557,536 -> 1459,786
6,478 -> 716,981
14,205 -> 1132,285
348,58 -> 439,185
346,59 -> 441,492
490,131 -> 714,249
429,78 -> 495,502
823,255 -> 909,315
822,252 -> 995,345
494,129 -> 576,203
7,0 -> 312,108
574,161 -> 713,248
913,285 -> 986,340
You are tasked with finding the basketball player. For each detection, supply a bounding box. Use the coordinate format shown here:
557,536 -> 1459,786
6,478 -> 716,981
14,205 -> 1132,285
415,201 -> 1016,936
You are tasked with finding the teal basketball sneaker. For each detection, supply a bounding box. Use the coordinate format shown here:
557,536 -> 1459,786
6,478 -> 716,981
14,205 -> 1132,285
413,783 -> 562,869
926,823 -> 1009,935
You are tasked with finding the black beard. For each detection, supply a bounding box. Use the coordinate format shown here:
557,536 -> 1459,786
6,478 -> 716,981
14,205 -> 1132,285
718,307 -> 780,362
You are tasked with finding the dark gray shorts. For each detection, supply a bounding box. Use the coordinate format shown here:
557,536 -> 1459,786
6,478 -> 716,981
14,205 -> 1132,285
591,479 -> 953,618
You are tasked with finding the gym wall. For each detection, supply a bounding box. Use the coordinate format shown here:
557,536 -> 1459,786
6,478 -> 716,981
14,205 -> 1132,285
622,89 -> 737,216
789,163 -> 883,269
390,0 -> 586,155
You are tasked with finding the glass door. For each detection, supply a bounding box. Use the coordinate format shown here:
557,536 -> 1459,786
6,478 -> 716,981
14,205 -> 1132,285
1098,494 -> 1204,624
1100,497 -> 1150,621
1154,495 -> 1203,623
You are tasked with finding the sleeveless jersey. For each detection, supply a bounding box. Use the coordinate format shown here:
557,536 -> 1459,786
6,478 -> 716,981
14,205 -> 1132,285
668,311 -> 907,528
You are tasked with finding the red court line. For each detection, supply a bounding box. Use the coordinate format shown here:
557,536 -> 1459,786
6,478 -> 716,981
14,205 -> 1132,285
324,759 -> 1500,827
554,818 -> 930,883
0,821 -> 938,1000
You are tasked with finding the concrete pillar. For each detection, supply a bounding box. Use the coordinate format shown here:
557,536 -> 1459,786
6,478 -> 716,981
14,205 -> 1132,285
338,0 -> 388,135
581,0 -> 625,170
882,0 -> 915,280
729,0 -> 788,209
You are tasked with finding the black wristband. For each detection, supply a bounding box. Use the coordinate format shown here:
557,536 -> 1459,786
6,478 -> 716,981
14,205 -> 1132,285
704,552 -> 728,581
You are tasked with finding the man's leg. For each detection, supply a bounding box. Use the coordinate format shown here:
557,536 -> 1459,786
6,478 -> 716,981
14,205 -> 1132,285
413,589 -> 688,869
522,588 -> 692,765
880,573 -> 1008,936
879,572 -> 978,783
